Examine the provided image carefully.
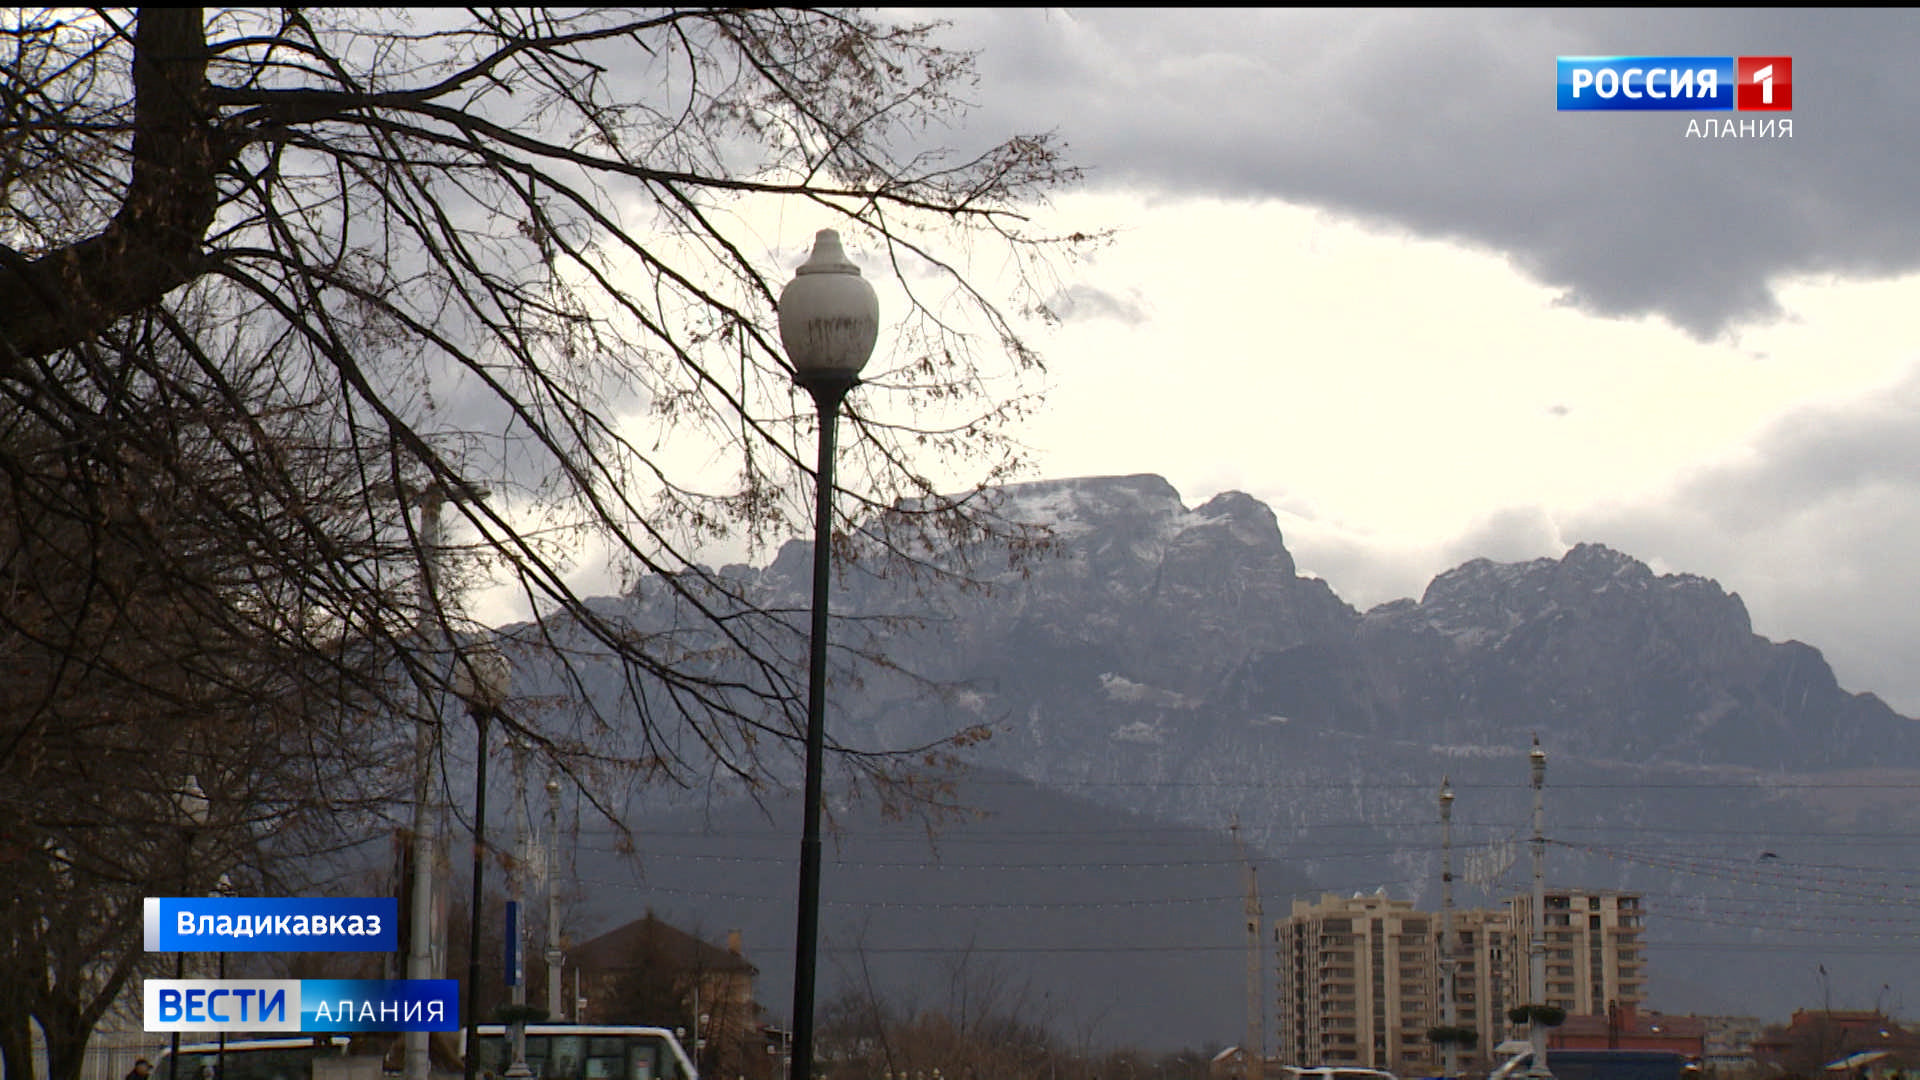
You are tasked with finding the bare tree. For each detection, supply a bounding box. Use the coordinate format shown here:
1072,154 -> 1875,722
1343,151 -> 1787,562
818,938 -> 1067,1080
0,303 -> 421,1080
3,4 -> 1086,782
1,6 -> 1089,1075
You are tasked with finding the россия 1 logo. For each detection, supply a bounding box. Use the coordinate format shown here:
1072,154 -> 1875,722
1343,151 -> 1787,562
1557,56 -> 1792,111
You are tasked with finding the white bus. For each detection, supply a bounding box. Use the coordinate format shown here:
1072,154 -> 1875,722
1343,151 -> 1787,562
466,1026 -> 697,1080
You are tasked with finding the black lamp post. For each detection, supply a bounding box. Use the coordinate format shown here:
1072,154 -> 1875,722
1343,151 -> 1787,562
778,228 -> 878,1080
213,873 -> 233,1080
169,775 -> 209,1080
1526,738 -> 1552,1080
454,644 -> 512,1080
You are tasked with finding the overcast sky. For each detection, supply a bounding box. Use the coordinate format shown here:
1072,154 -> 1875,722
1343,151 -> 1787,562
854,7 -> 1920,715
457,10 -> 1920,717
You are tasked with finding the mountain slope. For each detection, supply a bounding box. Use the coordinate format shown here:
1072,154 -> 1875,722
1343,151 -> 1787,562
506,473 -> 1920,1033
560,767 -> 1311,1052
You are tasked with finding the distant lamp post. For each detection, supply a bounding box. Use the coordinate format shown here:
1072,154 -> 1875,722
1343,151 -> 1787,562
454,643 -> 512,1080
214,872 -> 234,1080
1527,738 -> 1553,1080
544,771 -> 564,1024
778,228 -> 879,1080
169,775 -> 210,1080
1439,778 -> 1459,1080
501,736 -> 535,1080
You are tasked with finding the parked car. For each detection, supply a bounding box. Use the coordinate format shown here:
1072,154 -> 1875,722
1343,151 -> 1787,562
1283,1067 -> 1399,1080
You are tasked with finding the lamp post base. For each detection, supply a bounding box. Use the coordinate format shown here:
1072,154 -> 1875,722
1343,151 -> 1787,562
506,1018 -> 531,1079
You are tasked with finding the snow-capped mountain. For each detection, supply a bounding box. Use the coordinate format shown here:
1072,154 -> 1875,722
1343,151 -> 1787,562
511,474 -> 1920,1035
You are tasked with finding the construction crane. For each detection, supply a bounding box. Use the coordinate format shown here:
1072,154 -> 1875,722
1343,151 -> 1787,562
1232,815 -> 1265,1080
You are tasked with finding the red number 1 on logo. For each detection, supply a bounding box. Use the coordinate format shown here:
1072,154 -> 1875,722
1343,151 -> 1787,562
1737,56 -> 1792,111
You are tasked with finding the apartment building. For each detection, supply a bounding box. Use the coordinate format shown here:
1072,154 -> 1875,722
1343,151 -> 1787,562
1274,892 -> 1437,1075
1504,889 -> 1647,1018
1275,890 -> 1642,1071
1445,905 -> 1515,1061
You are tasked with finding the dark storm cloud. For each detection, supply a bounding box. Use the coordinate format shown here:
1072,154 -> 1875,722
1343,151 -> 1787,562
935,9 -> 1920,339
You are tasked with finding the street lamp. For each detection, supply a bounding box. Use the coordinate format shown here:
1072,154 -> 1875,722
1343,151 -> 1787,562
406,479 -> 490,1080
1439,778 -> 1458,1080
1527,738 -> 1552,1080
453,643 -> 512,1080
545,770 -> 564,1024
778,228 -> 879,1080
213,873 -> 234,1080
503,736 -> 535,1080
169,775 -> 210,1080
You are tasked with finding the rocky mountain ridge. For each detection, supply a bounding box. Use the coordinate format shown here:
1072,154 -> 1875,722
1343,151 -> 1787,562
811,474 -> 1911,773
522,473 -> 1920,1033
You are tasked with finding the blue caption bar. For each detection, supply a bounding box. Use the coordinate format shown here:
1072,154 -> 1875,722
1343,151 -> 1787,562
145,897 -> 398,952
144,979 -> 458,1032
1557,56 -> 1734,110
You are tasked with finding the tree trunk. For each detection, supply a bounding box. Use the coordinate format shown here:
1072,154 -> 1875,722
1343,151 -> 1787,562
0,7 -> 220,364
36,994 -> 89,1080
0,1009 -> 38,1080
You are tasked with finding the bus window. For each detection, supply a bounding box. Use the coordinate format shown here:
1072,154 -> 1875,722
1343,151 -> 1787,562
156,1039 -> 352,1080
470,1026 -> 692,1080
548,1037 -> 584,1080
586,1035 -> 625,1079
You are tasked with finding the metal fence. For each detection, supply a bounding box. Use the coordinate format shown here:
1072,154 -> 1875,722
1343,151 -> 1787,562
1,1033 -> 174,1080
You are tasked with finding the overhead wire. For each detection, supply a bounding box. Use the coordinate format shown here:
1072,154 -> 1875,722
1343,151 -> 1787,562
536,778 -> 1920,962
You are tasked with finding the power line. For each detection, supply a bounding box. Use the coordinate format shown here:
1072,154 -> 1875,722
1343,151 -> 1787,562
1569,841 -> 1920,901
567,878 -> 1243,910
950,776 -> 1920,792
572,818 -> 1920,842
